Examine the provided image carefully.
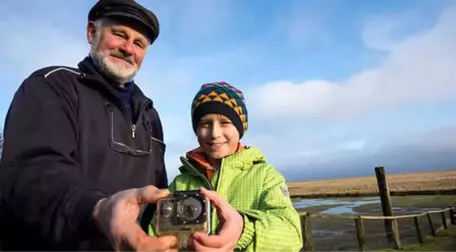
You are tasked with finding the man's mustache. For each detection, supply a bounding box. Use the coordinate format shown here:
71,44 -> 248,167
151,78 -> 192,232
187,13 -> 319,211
110,52 -> 135,66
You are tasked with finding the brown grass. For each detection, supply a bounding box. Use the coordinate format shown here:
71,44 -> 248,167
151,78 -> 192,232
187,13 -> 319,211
287,169 -> 456,198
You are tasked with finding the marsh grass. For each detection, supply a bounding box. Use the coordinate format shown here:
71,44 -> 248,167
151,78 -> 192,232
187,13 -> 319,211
297,195 -> 456,251
376,225 -> 456,251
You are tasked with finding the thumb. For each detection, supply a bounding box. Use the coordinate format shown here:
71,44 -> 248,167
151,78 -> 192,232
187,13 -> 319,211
136,185 -> 170,204
200,187 -> 227,209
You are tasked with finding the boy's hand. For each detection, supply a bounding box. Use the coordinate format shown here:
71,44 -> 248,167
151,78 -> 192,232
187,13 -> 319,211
187,187 -> 243,252
93,185 -> 178,251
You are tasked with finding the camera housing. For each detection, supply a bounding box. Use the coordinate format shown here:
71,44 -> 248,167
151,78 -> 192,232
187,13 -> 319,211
156,189 -> 211,236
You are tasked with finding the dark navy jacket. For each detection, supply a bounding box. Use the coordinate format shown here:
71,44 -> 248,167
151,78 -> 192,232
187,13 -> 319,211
0,56 -> 168,250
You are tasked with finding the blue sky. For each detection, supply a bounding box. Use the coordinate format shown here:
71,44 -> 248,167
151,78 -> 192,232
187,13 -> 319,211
1,0 -> 456,181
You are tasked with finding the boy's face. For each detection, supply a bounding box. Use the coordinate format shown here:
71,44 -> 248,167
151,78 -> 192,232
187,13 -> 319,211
196,113 -> 240,160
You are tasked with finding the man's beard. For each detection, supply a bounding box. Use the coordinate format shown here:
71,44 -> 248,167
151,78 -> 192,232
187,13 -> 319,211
89,45 -> 138,85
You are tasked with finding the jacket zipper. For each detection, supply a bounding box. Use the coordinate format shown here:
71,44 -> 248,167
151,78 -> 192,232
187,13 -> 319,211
180,157 -> 213,189
183,158 -> 219,235
130,102 -> 150,139
191,165 -> 213,190
211,160 -> 224,234
119,104 -> 135,139
214,159 -> 225,191
105,101 -> 146,140
131,124 -> 136,138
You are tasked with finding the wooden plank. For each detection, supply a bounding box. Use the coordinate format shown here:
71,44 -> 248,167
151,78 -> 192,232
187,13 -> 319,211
450,208 -> 456,225
355,216 -> 366,251
375,166 -> 395,243
441,211 -> 448,229
301,212 -> 314,251
391,219 -> 401,249
413,216 -> 424,243
427,213 -> 436,236
427,208 -> 451,214
360,214 -> 421,220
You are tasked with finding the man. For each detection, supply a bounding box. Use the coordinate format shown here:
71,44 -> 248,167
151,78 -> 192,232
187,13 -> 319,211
0,0 -> 177,250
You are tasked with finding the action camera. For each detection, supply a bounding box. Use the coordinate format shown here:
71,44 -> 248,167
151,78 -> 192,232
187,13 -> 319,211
156,189 -> 211,242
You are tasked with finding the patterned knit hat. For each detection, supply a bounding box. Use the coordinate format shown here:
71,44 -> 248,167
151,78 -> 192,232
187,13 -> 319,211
191,81 -> 248,138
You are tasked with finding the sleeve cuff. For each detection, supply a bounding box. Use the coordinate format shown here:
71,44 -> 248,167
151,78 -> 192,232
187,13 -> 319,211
71,190 -> 109,239
236,212 -> 255,250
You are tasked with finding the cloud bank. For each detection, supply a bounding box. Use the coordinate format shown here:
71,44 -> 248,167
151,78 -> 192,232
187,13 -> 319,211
248,6 -> 456,122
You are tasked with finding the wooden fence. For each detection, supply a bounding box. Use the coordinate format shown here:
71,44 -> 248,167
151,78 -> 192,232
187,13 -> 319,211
299,205 -> 456,251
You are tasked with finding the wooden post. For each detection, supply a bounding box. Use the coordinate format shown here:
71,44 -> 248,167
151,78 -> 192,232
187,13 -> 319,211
301,212 -> 314,251
391,219 -> 401,249
450,209 -> 456,225
441,211 -> 448,229
355,216 -> 366,251
413,216 -> 424,243
375,166 -> 394,242
427,213 -> 436,236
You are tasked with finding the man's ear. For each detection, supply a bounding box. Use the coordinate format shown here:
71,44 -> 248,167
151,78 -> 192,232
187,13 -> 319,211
86,21 -> 97,44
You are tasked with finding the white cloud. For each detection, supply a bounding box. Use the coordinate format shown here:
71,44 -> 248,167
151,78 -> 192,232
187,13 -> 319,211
362,10 -> 421,51
320,123 -> 456,174
248,5 -> 456,121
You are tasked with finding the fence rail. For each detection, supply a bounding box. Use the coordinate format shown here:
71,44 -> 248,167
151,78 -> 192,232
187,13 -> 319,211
299,205 -> 456,251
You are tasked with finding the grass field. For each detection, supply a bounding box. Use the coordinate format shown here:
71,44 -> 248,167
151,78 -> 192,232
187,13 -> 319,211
377,225 -> 456,251
294,194 -> 456,251
290,169 -> 456,251
288,169 -> 456,198
299,195 -> 456,252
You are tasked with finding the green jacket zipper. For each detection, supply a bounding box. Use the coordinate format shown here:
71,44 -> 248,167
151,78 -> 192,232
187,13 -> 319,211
180,157 -> 213,190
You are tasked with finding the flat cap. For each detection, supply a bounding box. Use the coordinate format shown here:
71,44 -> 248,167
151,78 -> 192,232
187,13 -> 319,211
88,0 -> 159,44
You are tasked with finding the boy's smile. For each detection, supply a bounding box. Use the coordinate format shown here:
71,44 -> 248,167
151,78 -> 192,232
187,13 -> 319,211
197,113 -> 240,161
207,142 -> 230,153
208,142 -> 227,148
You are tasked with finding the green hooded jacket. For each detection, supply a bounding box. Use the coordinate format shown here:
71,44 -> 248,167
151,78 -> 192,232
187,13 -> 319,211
148,146 -> 303,251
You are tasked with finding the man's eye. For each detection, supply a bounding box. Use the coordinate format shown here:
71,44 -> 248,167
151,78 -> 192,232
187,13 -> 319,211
113,32 -> 125,37
135,41 -> 144,48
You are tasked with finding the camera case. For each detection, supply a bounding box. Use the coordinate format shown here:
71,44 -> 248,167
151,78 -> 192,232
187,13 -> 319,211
156,189 -> 211,238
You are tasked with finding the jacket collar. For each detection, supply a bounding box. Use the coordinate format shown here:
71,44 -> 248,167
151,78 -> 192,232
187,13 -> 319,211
179,146 -> 266,176
77,56 -> 153,114
77,56 -> 134,91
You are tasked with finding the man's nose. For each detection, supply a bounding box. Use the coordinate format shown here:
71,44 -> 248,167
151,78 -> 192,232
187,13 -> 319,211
119,40 -> 135,55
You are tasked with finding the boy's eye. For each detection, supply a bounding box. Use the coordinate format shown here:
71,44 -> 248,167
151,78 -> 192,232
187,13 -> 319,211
199,122 -> 211,127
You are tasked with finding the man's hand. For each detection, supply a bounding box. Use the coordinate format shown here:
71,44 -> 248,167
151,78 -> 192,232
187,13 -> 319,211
187,187 -> 244,252
92,185 -> 178,251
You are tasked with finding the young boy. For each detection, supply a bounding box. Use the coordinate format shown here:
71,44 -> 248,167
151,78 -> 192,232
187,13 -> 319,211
148,82 -> 303,251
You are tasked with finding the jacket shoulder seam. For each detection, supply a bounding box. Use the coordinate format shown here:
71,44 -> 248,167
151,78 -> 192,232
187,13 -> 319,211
44,67 -> 81,78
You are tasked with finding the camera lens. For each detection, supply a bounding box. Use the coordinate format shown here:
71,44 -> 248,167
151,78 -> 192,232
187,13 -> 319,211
177,197 -> 203,221
161,201 -> 173,218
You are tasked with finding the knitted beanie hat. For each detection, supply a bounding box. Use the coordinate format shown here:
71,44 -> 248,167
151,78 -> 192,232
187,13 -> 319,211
191,81 -> 248,138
